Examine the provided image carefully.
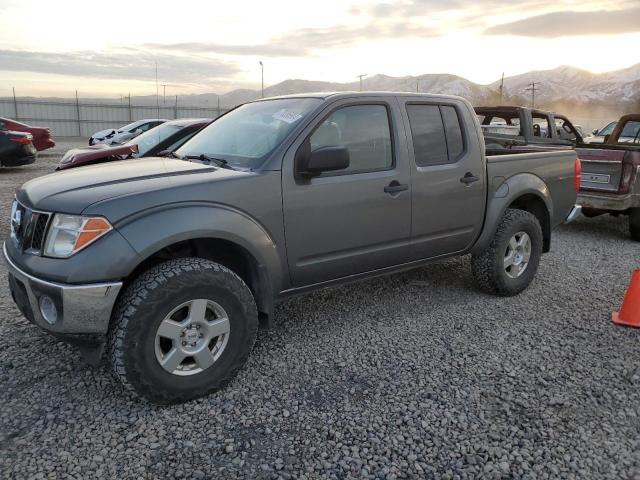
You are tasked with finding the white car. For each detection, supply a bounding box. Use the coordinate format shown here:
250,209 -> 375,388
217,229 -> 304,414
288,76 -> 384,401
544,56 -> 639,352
89,119 -> 167,146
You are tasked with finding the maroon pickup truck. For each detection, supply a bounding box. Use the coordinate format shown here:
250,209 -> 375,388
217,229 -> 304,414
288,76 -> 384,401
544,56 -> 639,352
576,114 -> 640,241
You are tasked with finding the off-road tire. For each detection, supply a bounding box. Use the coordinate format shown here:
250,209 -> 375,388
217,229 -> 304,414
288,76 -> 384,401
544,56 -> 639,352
471,209 -> 543,296
629,208 -> 640,242
107,258 -> 258,404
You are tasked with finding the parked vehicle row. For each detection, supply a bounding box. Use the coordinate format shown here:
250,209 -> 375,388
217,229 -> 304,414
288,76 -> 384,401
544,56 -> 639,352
57,118 -> 211,170
4,92 -> 578,403
89,119 -> 167,146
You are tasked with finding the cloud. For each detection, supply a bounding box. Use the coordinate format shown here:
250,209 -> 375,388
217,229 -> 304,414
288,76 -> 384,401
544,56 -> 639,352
0,49 -> 240,84
147,21 -> 438,59
485,7 -> 640,37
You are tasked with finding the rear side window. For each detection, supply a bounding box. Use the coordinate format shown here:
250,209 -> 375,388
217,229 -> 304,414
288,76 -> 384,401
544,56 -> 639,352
406,105 -> 447,167
310,104 -> 393,174
407,104 -> 465,167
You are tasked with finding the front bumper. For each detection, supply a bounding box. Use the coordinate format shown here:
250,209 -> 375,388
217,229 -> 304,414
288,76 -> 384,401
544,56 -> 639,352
4,243 -> 122,338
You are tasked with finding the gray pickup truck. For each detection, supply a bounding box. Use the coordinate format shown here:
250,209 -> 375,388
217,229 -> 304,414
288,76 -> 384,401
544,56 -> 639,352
5,93 -> 578,403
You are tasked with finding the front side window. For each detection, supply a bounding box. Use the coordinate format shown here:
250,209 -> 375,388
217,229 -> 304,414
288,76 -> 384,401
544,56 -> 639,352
598,122 -> 616,136
310,104 -> 393,174
177,98 -> 322,169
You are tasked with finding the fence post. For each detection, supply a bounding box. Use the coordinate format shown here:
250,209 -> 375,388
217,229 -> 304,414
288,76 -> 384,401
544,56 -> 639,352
217,96 -> 220,118
75,90 -> 81,136
175,95 -> 178,119
12,87 -> 18,120
128,93 -> 132,121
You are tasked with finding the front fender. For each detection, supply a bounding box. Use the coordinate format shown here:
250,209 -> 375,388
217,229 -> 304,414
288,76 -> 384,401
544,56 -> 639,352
115,203 -> 283,300
470,173 -> 553,255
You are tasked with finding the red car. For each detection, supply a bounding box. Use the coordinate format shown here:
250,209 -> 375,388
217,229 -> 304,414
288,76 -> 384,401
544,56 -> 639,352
0,118 -> 55,151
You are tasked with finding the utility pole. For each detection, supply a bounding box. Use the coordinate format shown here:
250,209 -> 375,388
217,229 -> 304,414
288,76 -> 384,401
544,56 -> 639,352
161,84 -> 167,105
12,87 -> 18,119
155,61 -> 160,118
525,82 -> 540,109
499,72 -> 504,104
75,90 -> 81,136
259,61 -> 264,98
357,74 -> 367,92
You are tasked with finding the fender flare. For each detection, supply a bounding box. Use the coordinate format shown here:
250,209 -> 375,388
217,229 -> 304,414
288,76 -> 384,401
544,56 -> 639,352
470,173 -> 553,255
115,202 -> 283,315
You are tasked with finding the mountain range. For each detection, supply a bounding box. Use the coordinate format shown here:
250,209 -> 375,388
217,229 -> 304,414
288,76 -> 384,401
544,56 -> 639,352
180,63 -> 640,110
7,64 -> 639,113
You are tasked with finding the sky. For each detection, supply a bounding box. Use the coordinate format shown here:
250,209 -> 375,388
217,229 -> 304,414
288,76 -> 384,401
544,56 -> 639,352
0,0 -> 639,97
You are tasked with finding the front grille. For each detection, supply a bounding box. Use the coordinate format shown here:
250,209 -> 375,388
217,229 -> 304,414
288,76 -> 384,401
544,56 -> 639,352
30,213 -> 50,251
11,200 -> 50,255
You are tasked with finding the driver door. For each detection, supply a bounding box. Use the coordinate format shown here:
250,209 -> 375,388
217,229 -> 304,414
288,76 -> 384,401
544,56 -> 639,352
282,99 -> 412,287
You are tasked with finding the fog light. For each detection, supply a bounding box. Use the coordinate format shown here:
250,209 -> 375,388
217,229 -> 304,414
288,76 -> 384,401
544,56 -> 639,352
39,295 -> 58,325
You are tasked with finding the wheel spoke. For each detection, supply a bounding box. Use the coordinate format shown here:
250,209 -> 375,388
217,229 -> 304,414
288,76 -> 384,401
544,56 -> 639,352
193,348 -> 215,370
156,319 -> 184,340
160,348 -> 186,372
523,248 -> 531,263
517,233 -> 530,248
188,299 -> 209,323
207,317 -> 230,338
509,237 -> 518,250
504,251 -> 515,268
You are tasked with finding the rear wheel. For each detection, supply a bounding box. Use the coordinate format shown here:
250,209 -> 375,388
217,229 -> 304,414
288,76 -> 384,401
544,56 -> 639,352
630,208 -> 640,242
108,258 -> 258,404
471,209 -> 543,296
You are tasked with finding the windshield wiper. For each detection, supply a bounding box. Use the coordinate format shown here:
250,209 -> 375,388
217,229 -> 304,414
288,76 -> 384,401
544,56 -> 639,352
182,154 -> 232,169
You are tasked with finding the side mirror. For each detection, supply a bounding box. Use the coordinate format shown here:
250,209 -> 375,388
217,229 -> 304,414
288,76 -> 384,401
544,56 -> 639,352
592,129 -> 599,135
299,145 -> 350,177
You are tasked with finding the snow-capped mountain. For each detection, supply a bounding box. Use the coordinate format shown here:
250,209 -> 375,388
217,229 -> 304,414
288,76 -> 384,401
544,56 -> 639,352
493,64 -> 640,104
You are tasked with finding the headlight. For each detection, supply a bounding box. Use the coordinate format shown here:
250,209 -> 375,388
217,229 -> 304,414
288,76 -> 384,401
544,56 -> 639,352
43,214 -> 112,258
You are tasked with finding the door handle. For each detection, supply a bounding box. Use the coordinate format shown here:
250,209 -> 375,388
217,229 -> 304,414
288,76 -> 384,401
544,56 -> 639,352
460,172 -> 479,185
384,181 -> 409,195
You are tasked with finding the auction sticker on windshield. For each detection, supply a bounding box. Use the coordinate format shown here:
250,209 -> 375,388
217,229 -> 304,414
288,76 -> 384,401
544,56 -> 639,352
273,109 -> 303,124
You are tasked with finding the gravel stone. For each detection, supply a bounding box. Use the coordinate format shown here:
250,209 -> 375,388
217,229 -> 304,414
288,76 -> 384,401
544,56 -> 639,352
0,141 -> 639,479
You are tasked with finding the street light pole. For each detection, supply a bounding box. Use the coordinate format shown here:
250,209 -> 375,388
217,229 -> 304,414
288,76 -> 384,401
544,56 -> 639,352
259,61 -> 264,98
357,74 -> 367,92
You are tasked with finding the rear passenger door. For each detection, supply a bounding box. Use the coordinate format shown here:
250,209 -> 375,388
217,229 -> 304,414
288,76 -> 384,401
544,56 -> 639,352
400,100 -> 486,259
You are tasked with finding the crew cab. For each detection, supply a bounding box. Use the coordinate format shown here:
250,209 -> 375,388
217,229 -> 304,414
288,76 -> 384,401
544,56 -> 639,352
475,106 -> 583,154
576,114 -> 640,240
4,93 -> 578,403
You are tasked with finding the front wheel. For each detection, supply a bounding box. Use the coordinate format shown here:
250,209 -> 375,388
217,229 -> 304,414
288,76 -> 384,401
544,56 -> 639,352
108,258 -> 258,404
471,209 -> 543,296
630,208 -> 640,242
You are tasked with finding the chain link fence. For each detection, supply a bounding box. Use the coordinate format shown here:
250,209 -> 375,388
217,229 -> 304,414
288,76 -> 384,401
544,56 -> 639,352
0,97 -> 232,137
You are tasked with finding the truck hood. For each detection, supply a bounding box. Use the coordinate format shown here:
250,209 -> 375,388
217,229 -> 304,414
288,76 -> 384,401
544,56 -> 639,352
57,143 -> 138,170
17,157 -> 226,214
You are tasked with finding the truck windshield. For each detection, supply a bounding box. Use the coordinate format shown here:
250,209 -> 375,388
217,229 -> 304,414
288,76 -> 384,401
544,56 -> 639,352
175,98 -> 322,168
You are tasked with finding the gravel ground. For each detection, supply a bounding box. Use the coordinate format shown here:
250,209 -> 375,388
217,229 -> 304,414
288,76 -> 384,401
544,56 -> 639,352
1,142 -> 639,479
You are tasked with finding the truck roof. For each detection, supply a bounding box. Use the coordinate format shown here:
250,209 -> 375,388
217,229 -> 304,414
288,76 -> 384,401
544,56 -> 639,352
253,91 -> 467,102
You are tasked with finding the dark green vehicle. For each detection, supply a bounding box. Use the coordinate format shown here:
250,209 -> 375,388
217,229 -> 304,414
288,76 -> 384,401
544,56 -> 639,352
5,93 -> 579,403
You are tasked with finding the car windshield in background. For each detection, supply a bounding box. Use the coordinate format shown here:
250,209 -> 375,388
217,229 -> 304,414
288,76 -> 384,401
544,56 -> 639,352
599,122 -> 616,136
620,121 -> 640,141
175,98 -> 322,168
126,123 -> 181,156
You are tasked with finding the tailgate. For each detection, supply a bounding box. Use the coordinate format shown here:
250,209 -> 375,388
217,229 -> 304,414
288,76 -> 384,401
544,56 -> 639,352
577,148 -> 625,193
